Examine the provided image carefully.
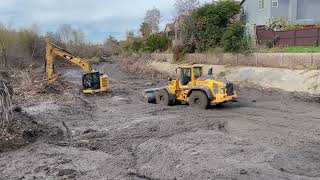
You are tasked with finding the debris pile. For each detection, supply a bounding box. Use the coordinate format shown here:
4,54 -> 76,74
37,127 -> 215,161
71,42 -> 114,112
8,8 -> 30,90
0,68 -> 70,153
0,81 -> 12,133
10,68 -> 76,104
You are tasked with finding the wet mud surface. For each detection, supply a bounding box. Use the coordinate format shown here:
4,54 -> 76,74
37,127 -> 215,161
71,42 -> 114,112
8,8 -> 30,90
1,63 -> 320,180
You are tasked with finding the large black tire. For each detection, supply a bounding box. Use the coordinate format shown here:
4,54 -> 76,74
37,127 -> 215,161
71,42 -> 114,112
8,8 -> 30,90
156,89 -> 173,106
188,91 -> 210,109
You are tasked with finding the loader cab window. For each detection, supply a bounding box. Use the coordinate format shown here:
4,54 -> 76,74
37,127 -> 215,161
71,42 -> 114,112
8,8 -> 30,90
82,72 -> 101,90
194,67 -> 202,79
180,68 -> 192,86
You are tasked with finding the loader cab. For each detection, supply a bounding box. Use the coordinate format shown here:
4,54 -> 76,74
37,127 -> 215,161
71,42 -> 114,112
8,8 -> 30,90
82,71 -> 101,90
177,66 -> 204,86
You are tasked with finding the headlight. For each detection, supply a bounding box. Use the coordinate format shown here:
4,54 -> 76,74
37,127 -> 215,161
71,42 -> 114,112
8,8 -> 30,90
220,88 -> 225,94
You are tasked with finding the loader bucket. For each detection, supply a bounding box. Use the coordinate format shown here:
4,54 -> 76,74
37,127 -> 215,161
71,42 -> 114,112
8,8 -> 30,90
144,91 -> 157,104
144,87 -> 168,104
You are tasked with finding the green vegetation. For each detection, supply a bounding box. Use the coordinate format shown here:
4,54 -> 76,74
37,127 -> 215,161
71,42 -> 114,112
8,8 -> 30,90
119,31 -> 142,53
222,22 -> 248,53
119,0 -> 249,55
270,46 -> 320,53
120,1 -> 250,55
181,0 -> 247,53
142,34 -> 171,52
283,23 -> 304,31
119,32 -> 170,53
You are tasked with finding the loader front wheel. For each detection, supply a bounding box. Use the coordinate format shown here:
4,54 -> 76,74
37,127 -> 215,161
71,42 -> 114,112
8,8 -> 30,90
156,89 -> 173,106
189,91 -> 210,109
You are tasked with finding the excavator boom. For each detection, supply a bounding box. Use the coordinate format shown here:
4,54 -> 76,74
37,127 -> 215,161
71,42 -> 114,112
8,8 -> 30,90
46,42 -> 92,82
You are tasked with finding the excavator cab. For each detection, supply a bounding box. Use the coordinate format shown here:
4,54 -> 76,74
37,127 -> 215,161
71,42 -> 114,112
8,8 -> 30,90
82,72 -> 109,94
82,72 -> 101,90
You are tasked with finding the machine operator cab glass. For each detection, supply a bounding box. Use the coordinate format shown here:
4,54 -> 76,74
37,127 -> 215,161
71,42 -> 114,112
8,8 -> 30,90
82,72 -> 101,90
177,66 -> 203,87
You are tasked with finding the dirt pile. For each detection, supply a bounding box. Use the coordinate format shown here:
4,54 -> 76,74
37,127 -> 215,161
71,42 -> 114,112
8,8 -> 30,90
0,109 -> 64,153
0,67 -> 72,153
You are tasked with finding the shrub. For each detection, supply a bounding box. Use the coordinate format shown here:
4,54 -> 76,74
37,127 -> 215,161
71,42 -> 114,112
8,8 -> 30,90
221,22 -> 249,53
131,38 -> 143,52
119,37 -> 143,53
266,17 -> 304,31
266,17 -> 288,31
142,34 -> 170,53
173,44 -> 188,62
283,23 -> 304,31
182,0 -> 241,52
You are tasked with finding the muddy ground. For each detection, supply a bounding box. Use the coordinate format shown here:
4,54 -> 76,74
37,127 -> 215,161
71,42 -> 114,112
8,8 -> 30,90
1,62 -> 320,180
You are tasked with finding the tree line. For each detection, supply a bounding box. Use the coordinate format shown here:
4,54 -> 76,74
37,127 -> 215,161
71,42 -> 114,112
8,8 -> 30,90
120,0 -> 249,56
0,24 -> 120,69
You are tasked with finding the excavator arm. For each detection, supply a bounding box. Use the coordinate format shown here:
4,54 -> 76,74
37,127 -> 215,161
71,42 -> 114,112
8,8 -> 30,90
46,42 -> 92,82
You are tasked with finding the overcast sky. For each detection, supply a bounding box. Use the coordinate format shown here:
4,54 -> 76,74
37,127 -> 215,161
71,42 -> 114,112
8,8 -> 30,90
0,0 -> 214,42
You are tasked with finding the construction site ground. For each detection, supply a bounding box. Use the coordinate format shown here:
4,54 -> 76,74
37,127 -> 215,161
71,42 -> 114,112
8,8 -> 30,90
1,61 -> 320,180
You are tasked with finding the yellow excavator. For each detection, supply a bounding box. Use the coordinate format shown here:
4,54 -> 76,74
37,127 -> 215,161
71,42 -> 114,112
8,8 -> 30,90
145,65 -> 237,109
45,42 -> 110,94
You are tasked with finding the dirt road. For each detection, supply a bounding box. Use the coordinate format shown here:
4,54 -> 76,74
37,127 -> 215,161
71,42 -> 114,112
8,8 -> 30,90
1,62 -> 320,180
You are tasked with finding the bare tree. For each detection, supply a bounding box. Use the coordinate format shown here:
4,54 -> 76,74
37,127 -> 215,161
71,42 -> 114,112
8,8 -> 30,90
56,24 -> 88,56
174,0 -> 200,16
144,7 -> 161,33
71,28 -> 85,45
57,24 -> 73,44
103,36 -> 120,55
140,22 -> 152,39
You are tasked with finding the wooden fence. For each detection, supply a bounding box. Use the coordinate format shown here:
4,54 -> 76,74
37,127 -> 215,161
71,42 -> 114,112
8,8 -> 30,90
256,26 -> 320,46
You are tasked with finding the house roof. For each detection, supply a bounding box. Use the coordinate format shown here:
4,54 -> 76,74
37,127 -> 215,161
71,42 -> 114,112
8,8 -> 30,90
164,23 -> 174,32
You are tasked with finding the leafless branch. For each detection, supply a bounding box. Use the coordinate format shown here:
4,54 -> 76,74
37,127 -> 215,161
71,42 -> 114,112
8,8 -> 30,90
0,82 -> 12,135
0,38 -> 8,68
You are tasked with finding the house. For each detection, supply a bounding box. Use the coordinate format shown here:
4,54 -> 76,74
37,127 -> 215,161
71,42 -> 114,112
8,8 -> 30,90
241,0 -> 320,26
164,23 -> 174,37
163,15 -> 186,46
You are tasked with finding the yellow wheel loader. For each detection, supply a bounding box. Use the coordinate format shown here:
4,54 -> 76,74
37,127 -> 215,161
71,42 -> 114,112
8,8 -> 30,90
45,42 -> 110,94
145,65 -> 237,109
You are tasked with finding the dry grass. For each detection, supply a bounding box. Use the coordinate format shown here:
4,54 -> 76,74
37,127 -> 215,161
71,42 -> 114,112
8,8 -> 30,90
120,55 -> 169,80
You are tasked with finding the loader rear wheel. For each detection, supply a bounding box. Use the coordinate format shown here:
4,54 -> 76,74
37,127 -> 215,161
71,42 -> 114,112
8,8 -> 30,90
189,91 -> 210,109
156,89 -> 173,106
